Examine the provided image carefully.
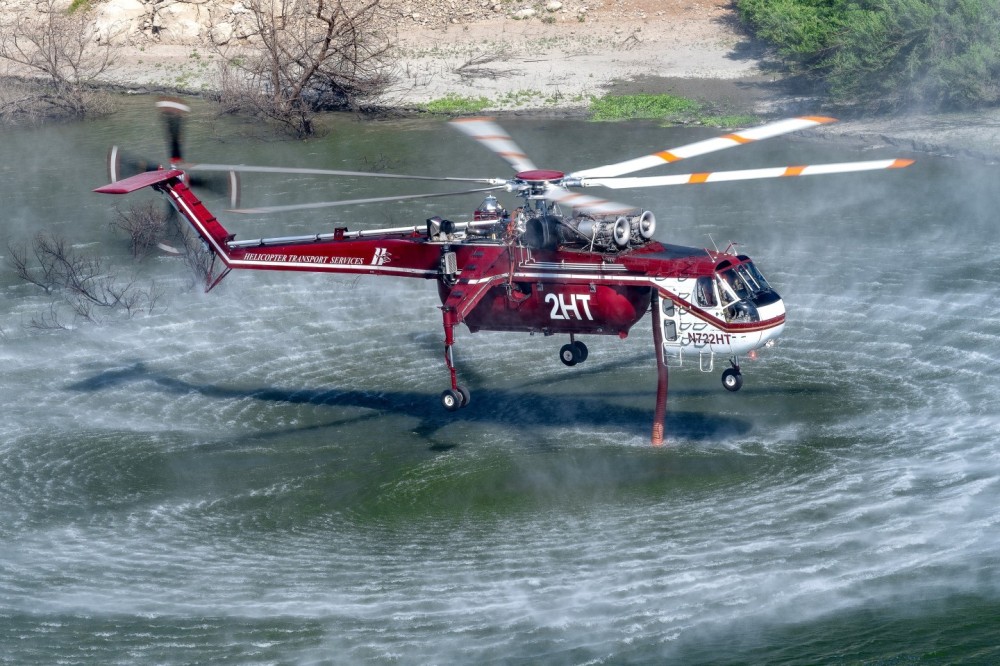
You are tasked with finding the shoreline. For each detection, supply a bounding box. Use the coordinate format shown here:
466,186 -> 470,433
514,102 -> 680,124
5,0 -> 1000,162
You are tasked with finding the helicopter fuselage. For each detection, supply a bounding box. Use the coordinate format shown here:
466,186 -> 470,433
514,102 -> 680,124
132,168 -> 785,363
96,168 -> 786,442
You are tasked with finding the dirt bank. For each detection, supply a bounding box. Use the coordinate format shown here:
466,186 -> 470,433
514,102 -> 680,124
96,0 -> 791,115
7,0 -> 1000,160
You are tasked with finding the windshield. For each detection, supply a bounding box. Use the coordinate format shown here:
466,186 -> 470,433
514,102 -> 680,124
717,261 -> 778,305
718,261 -> 772,300
736,262 -> 772,295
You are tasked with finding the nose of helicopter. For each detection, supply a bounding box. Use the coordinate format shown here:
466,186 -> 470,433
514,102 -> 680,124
756,294 -> 786,348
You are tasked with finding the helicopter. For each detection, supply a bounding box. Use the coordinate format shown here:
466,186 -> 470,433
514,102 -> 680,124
96,101 -> 913,445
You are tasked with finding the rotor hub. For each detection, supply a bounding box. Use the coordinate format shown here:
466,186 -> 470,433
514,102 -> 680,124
515,169 -> 565,182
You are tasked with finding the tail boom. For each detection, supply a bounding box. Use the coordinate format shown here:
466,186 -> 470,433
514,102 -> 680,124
94,169 -> 444,282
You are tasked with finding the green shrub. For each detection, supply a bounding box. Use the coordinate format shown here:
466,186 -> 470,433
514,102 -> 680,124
737,0 -> 1000,110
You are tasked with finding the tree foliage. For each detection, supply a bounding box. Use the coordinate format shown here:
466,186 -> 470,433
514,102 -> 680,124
216,0 -> 396,137
737,0 -> 1000,110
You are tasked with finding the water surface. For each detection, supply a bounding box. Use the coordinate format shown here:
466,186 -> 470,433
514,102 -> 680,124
1,99 -> 998,663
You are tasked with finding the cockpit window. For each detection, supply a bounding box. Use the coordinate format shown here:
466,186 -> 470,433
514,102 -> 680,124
718,268 -> 749,301
695,276 -> 717,307
718,261 -> 772,301
740,262 -> 772,294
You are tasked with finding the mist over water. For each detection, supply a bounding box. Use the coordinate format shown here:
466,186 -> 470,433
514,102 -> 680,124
2,99 -> 999,663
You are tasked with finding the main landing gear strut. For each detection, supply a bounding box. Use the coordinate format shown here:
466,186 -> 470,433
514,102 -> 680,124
440,310 -> 470,411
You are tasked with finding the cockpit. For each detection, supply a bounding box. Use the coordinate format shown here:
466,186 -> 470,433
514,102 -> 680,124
696,257 -> 781,323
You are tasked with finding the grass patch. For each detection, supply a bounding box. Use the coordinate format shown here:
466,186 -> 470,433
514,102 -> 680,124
589,93 -> 761,128
698,113 -> 762,129
589,93 -> 701,121
420,93 -> 491,115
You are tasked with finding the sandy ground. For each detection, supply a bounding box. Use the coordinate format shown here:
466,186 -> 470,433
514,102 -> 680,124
103,0 -> 790,115
41,0 -> 1000,160
381,0 -> 772,110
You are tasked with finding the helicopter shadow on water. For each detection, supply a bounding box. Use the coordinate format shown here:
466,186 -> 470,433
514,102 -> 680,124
61,360 -> 778,448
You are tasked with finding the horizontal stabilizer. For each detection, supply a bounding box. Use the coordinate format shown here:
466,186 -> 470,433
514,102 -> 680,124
94,169 -> 184,194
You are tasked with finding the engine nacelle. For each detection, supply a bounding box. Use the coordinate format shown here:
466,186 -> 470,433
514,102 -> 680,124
567,210 -> 655,251
631,210 -> 656,242
574,215 -> 631,250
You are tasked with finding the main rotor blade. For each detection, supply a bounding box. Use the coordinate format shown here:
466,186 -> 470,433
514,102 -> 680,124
570,116 -> 838,179
542,184 -> 637,216
450,117 -> 537,173
580,158 -> 915,189
229,186 -> 503,214
185,163 -> 501,184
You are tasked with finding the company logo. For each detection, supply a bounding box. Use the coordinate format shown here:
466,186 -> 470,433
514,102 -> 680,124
373,247 -> 392,266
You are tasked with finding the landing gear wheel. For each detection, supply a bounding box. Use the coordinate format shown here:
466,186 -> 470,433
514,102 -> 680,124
441,386 -> 470,411
559,343 -> 579,367
721,367 -> 743,392
573,340 -> 589,363
441,389 -> 462,411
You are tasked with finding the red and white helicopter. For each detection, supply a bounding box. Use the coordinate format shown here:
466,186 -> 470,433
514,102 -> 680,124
97,101 -> 912,444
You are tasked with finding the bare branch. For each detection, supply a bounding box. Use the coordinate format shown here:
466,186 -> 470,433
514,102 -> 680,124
215,0 -> 397,136
8,231 -> 163,329
110,201 -> 170,259
0,0 -> 120,121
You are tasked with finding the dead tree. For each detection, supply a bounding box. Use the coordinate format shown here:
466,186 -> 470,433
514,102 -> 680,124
216,0 -> 396,137
7,232 -> 162,329
106,199 -> 216,291
110,201 -> 170,259
0,0 -> 119,121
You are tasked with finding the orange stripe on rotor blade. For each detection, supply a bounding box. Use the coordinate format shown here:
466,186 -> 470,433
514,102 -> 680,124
655,151 -> 681,163
802,115 -> 837,124
889,158 -> 915,169
783,166 -> 806,176
722,133 -> 753,144
689,173 -> 710,184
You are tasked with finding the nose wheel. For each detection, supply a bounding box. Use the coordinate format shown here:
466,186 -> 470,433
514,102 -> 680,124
721,364 -> 743,392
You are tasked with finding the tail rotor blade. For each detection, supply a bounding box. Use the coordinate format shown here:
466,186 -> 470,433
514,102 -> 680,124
107,145 -> 158,182
450,117 -> 537,173
157,97 -> 190,165
187,170 -> 242,208
570,116 -> 838,179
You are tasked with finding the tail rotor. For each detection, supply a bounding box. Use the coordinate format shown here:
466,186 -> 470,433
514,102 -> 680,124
107,97 -> 240,208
